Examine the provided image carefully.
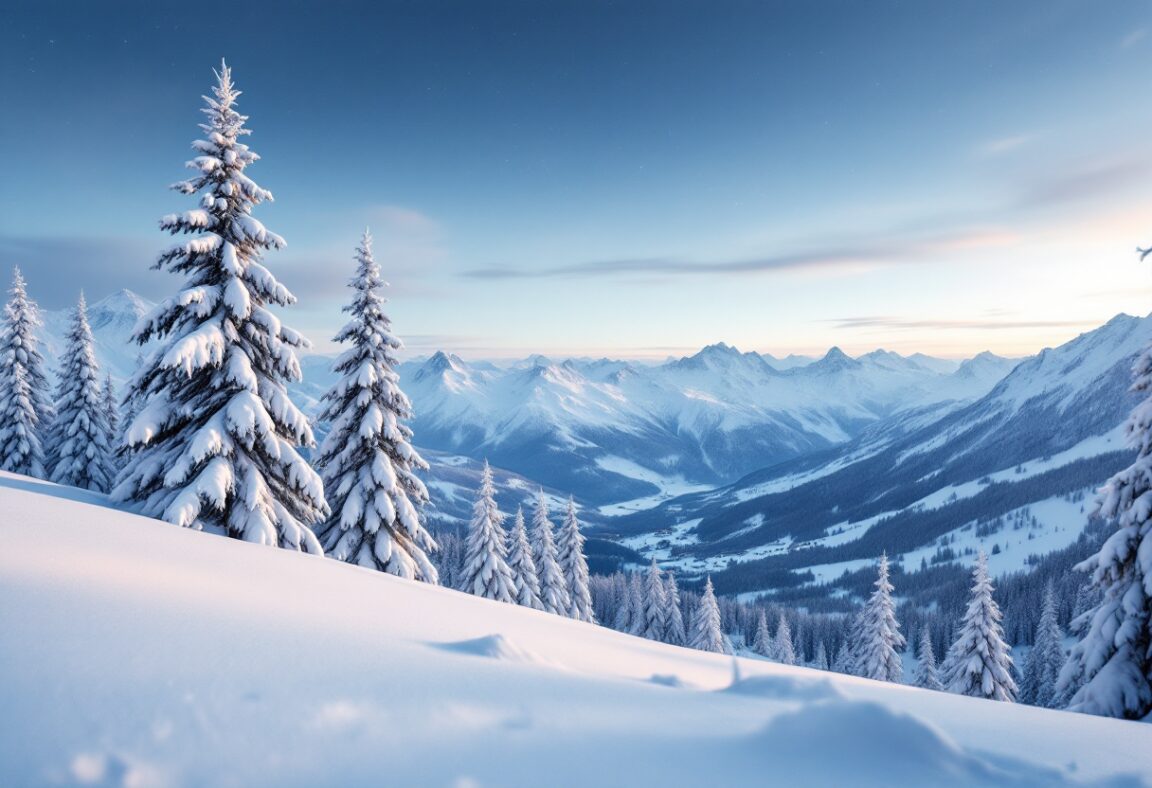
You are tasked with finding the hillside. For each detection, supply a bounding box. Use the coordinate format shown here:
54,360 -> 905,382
0,474 -> 1149,786
609,314 -> 1152,596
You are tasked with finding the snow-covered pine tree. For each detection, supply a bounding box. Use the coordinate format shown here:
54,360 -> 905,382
102,373 -> 120,460
507,506 -> 543,609
751,611 -> 772,657
460,461 -> 516,603
531,490 -> 571,615
913,627 -> 944,691
773,613 -> 797,666
640,558 -> 668,641
831,644 -> 852,675
1057,319 -> 1152,718
113,62 -> 326,551
557,497 -> 595,623
690,576 -> 726,653
663,572 -> 687,646
613,572 -> 635,632
46,294 -> 114,492
626,572 -> 647,636
813,641 -> 830,671
856,554 -> 905,683
942,551 -> 1017,701
1020,583 -> 1066,708
313,230 -> 437,581
0,267 -> 53,478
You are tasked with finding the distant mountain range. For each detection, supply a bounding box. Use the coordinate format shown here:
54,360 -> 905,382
43,290 -> 1019,514
43,289 -> 1148,594
606,313 -> 1152,594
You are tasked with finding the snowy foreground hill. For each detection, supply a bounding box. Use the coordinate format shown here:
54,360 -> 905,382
1,474 -> 1150,787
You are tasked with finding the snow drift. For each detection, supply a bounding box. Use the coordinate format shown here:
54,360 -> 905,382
0,472 -> 1149,786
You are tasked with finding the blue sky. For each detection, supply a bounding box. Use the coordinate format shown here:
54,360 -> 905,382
3,0 -> 1152,359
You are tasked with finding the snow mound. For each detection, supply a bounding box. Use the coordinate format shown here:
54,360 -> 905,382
724,672 -> 842,702
742,700 -> 1082,787
432,634 -> 540,664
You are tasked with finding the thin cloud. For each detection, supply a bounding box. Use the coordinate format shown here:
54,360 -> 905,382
463,228 -> 1010,281
1121,28 -> 1147,49
827,316 -> 1100,331
976,134 -> 1034,158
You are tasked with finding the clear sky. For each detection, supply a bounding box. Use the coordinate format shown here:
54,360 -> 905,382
3,0 -> 1152,360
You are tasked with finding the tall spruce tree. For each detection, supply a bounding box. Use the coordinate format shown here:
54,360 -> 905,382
856,554 -> 905,683
313,231 -> 437,581
613,572 -> 636,632
1058,317 -> 1152,717
752,611 -> 772,657
0,267 -> 52,478
690,576 -> 726,653
1020,583 -> 1066,708
913,628 -> 944,691
813,641 -> 830,671
663,572 -> 687,646
47,294 -> 114,492
506,505 -> 543,609
640,558 -> 668,641
774,613 -> 797,666
460,462 -> 516,603
101,373 -> 120,465
531,490 -> 570,615
113,62 -> 326,551
557,497 -> 595,623
942,551 -> 1017,701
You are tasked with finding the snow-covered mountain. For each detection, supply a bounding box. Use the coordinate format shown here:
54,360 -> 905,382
38,289 -> 151,384
395,342 -> 1017,505
36,290 -> 1017,509
610,313 -> 1152,596
1,473 -> 1147,786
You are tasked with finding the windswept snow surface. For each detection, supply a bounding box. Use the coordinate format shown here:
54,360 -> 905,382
0,474 -> 1150,786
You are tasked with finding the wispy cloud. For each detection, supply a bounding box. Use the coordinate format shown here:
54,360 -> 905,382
463,227 -> 1012,281
976,134 -> 1034,158
1121,28 -> 1148,49
826,315 -> 1099,331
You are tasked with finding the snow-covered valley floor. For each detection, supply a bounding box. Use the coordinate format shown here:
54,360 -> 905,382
1,472 -> 1150,787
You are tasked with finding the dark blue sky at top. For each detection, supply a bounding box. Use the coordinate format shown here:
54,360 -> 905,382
2,1 -> 1152,357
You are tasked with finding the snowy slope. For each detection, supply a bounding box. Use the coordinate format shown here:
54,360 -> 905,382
0,474 -> 1149,787
610,314 -> 1152,595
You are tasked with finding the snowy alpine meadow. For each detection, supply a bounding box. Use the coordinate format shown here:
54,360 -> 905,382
7,13 -> 1152,784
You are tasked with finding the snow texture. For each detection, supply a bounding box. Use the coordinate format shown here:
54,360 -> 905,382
0,474 -> 1149,787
